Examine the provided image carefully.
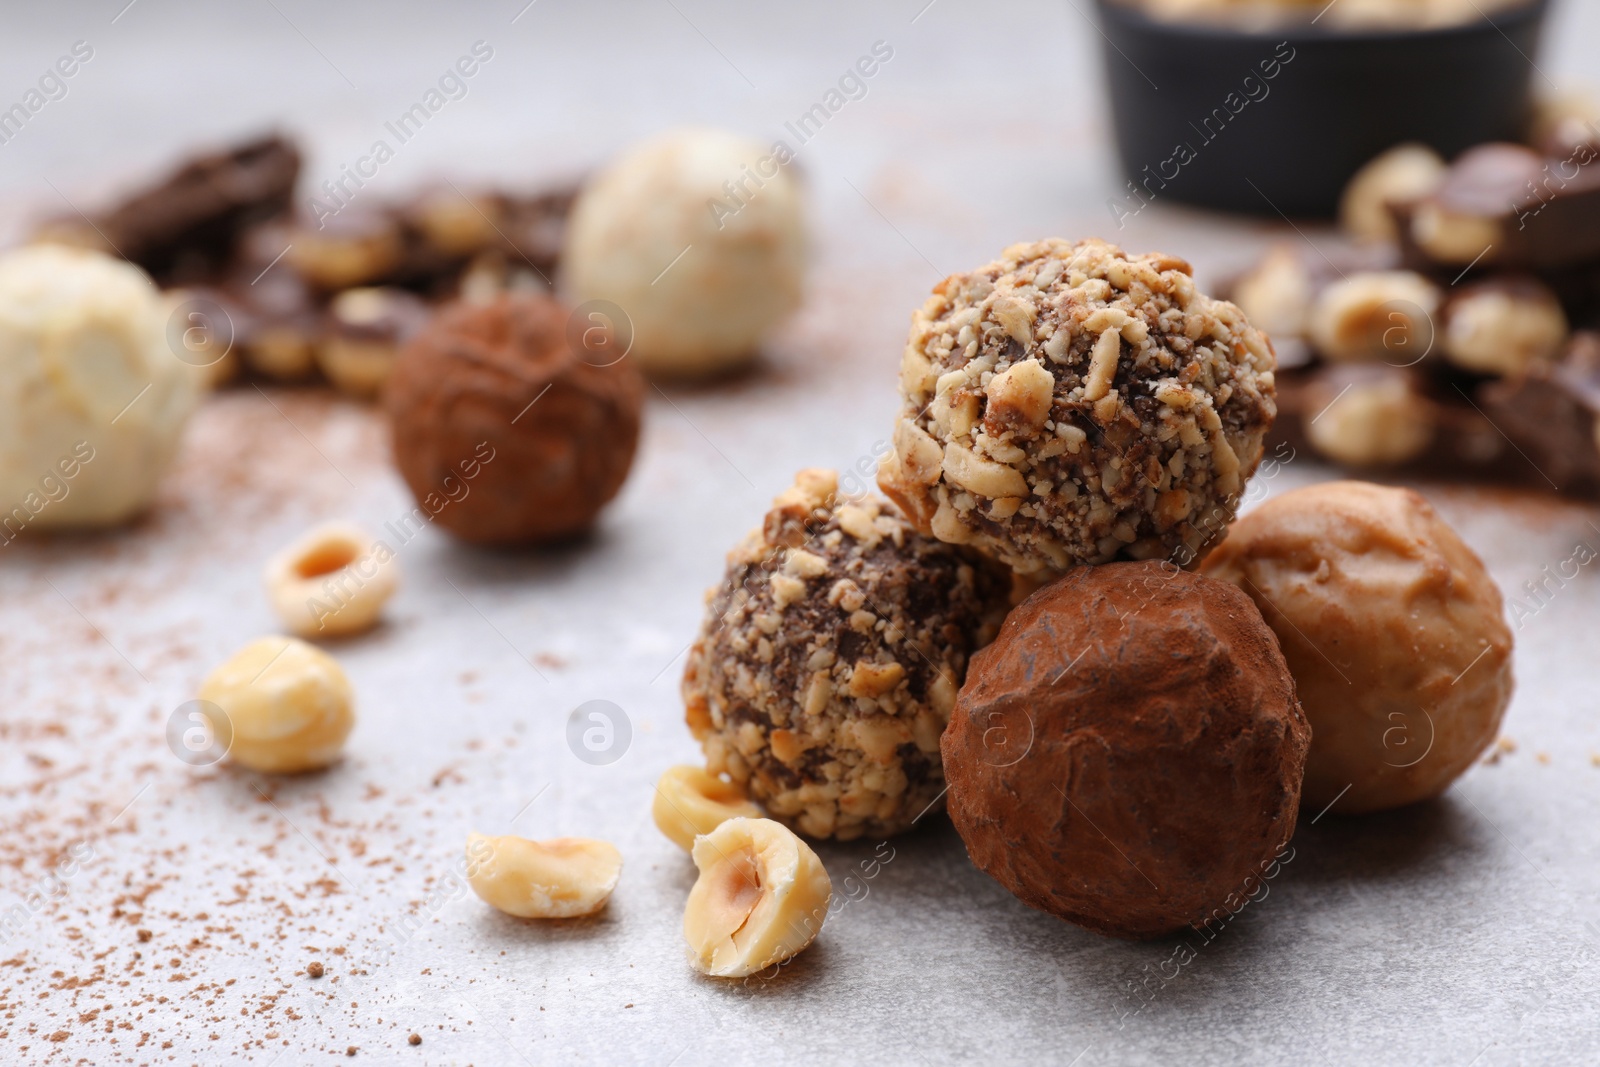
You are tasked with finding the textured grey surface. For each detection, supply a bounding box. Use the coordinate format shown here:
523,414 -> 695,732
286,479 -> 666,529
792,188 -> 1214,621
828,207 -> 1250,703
1,1 -> 1598,1064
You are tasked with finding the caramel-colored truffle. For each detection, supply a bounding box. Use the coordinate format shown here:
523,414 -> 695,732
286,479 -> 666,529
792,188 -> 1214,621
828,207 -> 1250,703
682,469 -> 1012,841
943,562 -> 1309,939
881,238 -> 1276,578
1202,481 -> 1514,815
385,292 -> 643,545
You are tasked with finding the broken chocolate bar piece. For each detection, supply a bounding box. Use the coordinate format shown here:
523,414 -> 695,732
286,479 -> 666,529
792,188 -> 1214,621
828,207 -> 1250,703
1397,142 -> 1600,273
97,134 -> 300,284
1479,332 -> 1600,493
1271,332 -> 1600,495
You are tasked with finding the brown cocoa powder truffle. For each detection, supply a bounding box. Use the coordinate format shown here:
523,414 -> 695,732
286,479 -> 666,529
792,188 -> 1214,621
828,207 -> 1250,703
386,292 -> 643,545
942,561 -> 1309,939
682,469 -> 1013,840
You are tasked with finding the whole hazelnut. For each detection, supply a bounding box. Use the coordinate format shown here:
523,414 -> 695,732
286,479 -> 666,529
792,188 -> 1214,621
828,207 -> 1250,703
942,562 -> 1309,939
385,292 -> 643,545
1303,366 -> 1436,468
1308,271 -> 1440,365
1202,482 -> 1514,815
1441,277 -> 1569,378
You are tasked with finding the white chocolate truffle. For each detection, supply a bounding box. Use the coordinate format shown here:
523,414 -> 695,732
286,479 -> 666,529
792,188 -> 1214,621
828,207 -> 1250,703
562,128 -> 806,378
0,245 -> 197,529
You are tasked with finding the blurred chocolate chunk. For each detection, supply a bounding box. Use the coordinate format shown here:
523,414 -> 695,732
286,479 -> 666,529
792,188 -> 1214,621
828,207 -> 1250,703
1479,331 -> 1600,493
1397,142 -> 1600,273
95,134 -> 300,284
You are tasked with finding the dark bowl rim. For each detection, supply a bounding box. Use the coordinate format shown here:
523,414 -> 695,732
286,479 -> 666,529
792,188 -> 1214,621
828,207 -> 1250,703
1092,0 -> 1550,45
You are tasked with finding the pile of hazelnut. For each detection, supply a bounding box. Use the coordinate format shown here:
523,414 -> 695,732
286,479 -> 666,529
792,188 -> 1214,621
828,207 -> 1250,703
1228,93 -> 1600,496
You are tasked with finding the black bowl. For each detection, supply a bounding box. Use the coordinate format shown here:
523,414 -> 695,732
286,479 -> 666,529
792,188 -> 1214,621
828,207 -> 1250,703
1094,0 -> 1551,219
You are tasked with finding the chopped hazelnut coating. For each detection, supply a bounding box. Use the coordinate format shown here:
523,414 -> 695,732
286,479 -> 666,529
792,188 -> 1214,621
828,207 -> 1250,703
880,238 -> 1276,576
682,469 -> 1011,840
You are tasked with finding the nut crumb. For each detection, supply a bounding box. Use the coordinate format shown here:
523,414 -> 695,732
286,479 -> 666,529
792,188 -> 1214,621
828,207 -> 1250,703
136,929 -> 152,942
408,1033 -> 422,1046
307,962 -> 325,979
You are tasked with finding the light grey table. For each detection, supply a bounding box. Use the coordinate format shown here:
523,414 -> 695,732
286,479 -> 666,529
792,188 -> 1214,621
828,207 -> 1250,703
2,2 -> 1598,1063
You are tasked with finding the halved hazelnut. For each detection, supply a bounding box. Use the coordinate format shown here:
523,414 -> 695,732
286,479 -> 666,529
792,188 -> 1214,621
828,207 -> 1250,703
652,765 -> 762,852
683,817 -> 832,978
263,522 -> 398,638
465,832 -> 621,919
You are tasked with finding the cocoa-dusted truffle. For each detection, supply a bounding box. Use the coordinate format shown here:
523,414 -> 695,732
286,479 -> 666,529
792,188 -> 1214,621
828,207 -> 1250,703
682,470 -> 1012,841
1202,482 -> 1514,815
386,292 -> 643,545
943,562 -> 1309,939
880,238 -> 1277,577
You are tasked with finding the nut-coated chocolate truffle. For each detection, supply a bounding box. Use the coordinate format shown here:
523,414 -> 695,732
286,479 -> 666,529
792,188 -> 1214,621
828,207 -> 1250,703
880,238 -> 1276,578
682,470 -> 1012,841
385,292 -> 643,545
1202,481 -> 1514,815
943,561 -> 1309,939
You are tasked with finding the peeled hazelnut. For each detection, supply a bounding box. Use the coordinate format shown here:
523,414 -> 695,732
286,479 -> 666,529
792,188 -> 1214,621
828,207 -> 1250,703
1339,144 -> 1447,243
1304,368 -> 1435,468
465,832 -> 621,918
1309,271 -> 1440,364
408,188 -> 505,258
197,637 -> 355,774
1442,278 -> 1569,378
652,765 -> 762,852
263,522 -> 398,639
288,208 -> 403,291
683,818 -> 832,978
1231,243 -> 1315,340
316,287 -> 430,398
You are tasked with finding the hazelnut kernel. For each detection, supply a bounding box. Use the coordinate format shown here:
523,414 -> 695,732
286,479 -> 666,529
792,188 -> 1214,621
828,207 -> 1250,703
1442,280 -> 1568,377
197,637 -> 355,774
1308,272 -> 1440,364
1305,371 -> 1435,468
1339,144 -> 1447,243
263,522 -> 399,639
683,818 -> 832,978
651,765 -> 762,852
464,832 -> 621,918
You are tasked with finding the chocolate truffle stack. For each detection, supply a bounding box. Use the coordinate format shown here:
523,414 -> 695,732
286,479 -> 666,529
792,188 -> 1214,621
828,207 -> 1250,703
682,237 -> 1317,938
